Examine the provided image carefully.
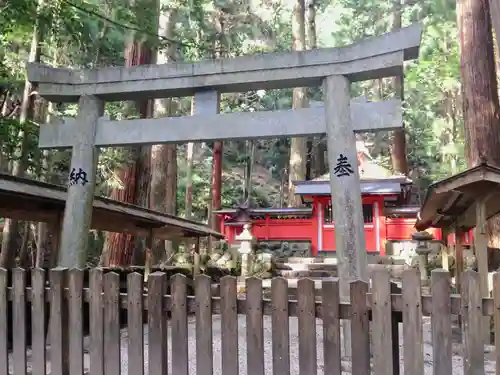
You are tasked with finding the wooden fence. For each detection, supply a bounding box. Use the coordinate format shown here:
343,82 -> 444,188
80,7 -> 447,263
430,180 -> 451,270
0,267 -> 499,375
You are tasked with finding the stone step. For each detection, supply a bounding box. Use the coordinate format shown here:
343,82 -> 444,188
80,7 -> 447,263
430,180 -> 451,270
275,262 -> 338,271
277,270 -> 337,278
278,255 -> 409,265
276,256 -> 337,264
262,278 -> 326,290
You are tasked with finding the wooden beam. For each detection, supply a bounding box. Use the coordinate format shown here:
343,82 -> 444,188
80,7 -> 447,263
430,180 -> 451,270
454,190 -> 500,230
0,206 -> 57,223
38,99 -> 402,149
475,196 -> 491,344
434,169 -> 500,194
440,226 -> 450,271
0,174 -> 221,238
26,24 -> 423,102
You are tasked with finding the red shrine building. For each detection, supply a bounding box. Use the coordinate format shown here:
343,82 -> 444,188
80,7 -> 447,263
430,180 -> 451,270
215,145 -> 443,256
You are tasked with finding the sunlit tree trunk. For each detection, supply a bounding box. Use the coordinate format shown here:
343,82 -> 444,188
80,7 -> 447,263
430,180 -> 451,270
210,8 -> 224,232
149,6 -> 179,264
287,0 -> 308,207
390,0 -> 408,175
457,0 -> 500,247
306,0 -> 325,179
185,141 -> 195,219
100,0 -> 157,266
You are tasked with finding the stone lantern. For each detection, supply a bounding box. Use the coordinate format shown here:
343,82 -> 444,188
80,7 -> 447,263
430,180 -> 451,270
235,223 -> 255,279
411,231 -> 434,283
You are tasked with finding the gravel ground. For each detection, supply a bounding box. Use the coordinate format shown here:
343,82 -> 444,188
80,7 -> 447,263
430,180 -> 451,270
7,315 -> 497,375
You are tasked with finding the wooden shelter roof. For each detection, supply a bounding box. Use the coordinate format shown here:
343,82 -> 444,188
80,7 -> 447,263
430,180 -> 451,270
0,173 -> 222,239
415,163 -> 500,231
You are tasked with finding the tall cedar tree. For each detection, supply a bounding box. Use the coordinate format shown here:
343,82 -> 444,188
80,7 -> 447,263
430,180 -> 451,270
390,0 -> 408,175
457,0 -> 500,246
211,9 -> 224,232
150,6 -> 179,263
100,41 -> 153,266
306,0 -> 326,179
287,0 -> 308,207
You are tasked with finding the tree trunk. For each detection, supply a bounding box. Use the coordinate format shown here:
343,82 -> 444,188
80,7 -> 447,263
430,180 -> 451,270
184,99 -> 199,221
390,0 -> 408,175
305,0 -> 325,179
100,38 -> 154,267
184,141 -> 195,219
149,6 -> 179,264
0,2 -> 44,267
211,141 -> 223,230
244,141 -> 255,203
35,45 -> 66,267
489,0 -> 500,55
287,0 -> 308,207
306,0 -> 317,49
457,0 -> 500,247
211,9 -> 224,231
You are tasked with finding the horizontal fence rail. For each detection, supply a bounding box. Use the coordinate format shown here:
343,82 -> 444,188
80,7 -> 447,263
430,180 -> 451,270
0,267 -> 498,375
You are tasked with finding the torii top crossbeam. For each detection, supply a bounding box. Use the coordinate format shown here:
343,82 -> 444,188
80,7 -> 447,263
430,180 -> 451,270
27,23 -> 422,102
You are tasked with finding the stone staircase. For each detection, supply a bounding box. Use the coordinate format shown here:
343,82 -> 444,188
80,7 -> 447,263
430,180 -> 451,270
261,255 -> 410,297
275,257 -> 339,279
261,257 -> 339,295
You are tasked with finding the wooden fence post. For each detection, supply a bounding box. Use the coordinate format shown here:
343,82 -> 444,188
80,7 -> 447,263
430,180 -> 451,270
390,282 -> 401,375
195,275 -> 213,375
372,268 -> 396,375
104,272 -> 121,375
271,277 -> 290,375
462,270 -> 485,374
89,268 -> 104,375
148,272 -> 167,375
13,268 -> 27,375
0,268 -> 7,375
127,272 -> 144,375
402,268 -> 424,375
50,267 -> 69,375
31,269 -> 46,375
431,269 -> 452,375
68,269 -> 84,375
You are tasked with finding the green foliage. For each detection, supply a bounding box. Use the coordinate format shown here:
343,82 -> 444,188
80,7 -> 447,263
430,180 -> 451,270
0,0 -> 468,220
330,0 -> 466,186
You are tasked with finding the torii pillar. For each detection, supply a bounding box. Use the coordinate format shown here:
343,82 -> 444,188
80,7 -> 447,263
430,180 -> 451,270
324,75 -> 369,356
59,96 -> 103,268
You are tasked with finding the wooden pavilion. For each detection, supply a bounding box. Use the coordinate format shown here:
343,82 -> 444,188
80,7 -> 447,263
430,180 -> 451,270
0,172 -> 222,264
415,162 -> 500,342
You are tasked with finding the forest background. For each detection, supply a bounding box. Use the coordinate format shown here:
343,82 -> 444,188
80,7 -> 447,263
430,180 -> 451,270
0,0 -> 497,268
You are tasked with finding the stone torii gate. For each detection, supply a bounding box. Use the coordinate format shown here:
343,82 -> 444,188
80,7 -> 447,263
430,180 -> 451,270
27,23 -> 422,289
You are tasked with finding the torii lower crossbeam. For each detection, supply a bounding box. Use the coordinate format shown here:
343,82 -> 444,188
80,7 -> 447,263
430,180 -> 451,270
39,98 -> 401,148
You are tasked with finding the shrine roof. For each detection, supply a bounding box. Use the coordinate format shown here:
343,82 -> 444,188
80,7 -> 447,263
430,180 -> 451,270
415,163 -> 500,231
0,173 -> 222,239
214,207 -> 313,218
311,159 -> 397,181
293,152 -> 411,197
294,175 -> 411,196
